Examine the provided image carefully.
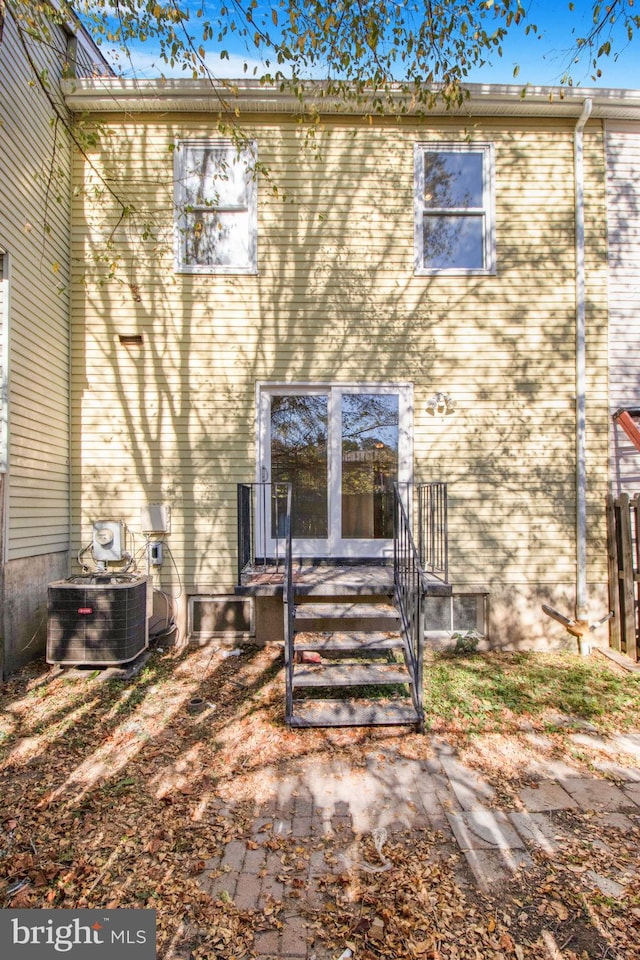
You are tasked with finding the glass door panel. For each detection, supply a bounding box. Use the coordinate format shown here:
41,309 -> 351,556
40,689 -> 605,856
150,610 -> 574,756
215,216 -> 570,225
341,393 -> 399,540
270,394 -> 328,539
259,385 -> 411,558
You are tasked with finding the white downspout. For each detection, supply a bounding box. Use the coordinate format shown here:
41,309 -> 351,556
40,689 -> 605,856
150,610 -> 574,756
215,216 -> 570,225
574,97 -> 593,626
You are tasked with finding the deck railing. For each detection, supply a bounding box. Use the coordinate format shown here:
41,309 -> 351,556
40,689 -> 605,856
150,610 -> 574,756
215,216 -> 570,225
417,481 -> 449,583
282,485 -> 294,722
394,482 -> 449,731
237,481 -> 293,581
393,485 -> 426,728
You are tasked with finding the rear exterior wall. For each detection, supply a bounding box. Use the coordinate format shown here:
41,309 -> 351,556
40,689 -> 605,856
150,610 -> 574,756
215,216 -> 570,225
70,112 -> 610,647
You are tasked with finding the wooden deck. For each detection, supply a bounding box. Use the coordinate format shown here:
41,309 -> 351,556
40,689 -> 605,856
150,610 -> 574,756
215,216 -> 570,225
237,563 -> 394,596
236,562 -> 451,597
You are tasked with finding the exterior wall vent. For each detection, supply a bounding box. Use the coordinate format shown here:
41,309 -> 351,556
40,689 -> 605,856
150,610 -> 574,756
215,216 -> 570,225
188,595 -> 253,641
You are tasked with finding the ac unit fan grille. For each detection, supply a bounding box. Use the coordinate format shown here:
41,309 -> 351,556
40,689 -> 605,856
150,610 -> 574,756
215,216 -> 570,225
47,577 -> 148,666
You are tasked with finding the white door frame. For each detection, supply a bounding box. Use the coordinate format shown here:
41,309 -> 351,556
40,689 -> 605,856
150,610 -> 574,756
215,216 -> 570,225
257,382 -> 413,559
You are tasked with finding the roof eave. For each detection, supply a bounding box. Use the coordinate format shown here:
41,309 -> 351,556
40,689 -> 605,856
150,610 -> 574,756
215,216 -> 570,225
61,77 -> 640,120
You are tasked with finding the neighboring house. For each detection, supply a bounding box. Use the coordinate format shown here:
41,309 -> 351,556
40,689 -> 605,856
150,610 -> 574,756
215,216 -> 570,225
0,3 -> 111,677
58,78 -> 640,653
606,121 -> 640,493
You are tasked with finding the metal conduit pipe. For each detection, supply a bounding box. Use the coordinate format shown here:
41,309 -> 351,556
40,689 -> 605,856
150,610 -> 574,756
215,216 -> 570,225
574,97 -> 593,626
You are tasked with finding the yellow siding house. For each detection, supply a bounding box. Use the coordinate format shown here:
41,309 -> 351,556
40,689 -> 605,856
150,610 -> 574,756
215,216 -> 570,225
59,79 -> 635,656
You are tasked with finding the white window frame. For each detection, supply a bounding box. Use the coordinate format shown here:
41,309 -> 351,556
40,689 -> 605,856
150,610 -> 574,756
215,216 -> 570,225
414,141 -> 496,276
174,138 -> 258,275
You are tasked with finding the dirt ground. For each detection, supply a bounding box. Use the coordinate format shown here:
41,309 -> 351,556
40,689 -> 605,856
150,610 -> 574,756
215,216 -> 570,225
1,643 -> 639,959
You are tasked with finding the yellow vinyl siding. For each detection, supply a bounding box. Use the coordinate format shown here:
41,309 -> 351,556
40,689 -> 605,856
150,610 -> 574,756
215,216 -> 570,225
70,113 -> 609,625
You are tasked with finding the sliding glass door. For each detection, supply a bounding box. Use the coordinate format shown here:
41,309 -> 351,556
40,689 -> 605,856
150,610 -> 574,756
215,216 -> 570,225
258,385 -> 412,558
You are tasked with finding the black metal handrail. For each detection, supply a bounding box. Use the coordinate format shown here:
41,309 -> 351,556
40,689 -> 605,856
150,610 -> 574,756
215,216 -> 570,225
237,481 -> 292,582
418,481 -> 448,583
393,484 -> 426,727
282,485 -> 294,722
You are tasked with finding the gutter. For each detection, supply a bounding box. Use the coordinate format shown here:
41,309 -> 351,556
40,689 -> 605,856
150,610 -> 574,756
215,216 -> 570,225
574,97 -> 593,626
61,78 -> 640,120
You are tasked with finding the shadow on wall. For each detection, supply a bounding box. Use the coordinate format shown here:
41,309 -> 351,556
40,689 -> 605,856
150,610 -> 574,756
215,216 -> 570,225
70,116 -> 609,645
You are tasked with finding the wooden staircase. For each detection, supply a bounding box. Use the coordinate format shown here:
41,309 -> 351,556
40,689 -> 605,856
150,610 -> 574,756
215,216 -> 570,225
286,581 -> 423,729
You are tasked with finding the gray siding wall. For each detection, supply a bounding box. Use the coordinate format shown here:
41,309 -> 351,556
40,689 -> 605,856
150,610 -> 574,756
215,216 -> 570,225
606,121 -> 640,493
0,252 -> 6,474
0,7 -> 74,673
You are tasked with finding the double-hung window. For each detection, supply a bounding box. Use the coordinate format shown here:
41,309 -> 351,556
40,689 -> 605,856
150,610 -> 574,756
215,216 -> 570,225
414,142 -> 495,275
174,139 -> 257,274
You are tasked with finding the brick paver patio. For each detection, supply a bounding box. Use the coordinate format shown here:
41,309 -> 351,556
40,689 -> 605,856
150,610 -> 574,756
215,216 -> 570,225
193,735 -> 640,959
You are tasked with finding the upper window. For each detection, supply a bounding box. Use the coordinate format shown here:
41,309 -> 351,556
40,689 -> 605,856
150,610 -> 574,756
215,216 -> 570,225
414,143 -> 495,275
174,139 -> 257,274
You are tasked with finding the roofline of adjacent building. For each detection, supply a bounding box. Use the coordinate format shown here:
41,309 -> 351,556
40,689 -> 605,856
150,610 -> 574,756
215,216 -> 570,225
61,76 -> 640,120
46,0 -> 115,76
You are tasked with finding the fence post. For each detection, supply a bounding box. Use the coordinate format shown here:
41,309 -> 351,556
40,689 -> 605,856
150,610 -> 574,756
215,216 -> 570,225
606,494 -> 621,652
630,495 -> 640,662
617,494 -> 637,658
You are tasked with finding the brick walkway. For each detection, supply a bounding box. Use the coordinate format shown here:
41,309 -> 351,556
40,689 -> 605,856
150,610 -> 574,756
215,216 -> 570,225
195,734 -> 640,959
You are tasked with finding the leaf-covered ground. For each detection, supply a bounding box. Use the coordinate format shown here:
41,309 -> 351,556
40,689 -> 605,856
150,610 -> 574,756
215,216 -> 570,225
1,644 -> 639,959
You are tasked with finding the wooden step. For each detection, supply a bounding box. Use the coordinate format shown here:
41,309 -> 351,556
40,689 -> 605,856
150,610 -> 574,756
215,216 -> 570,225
294,630 -> 403,653
289,698 -> 420,728
292,662 -> 411,688
293,602 -> 400,631
294,602 -> 397,618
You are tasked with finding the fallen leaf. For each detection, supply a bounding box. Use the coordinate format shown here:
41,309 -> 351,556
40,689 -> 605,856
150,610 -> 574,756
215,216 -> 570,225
10,888 -> 32,908
499,932 -> 515,952
413,939 -> 432,955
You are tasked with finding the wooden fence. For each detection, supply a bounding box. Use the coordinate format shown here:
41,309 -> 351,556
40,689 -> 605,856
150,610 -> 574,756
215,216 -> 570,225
606,493 -> 640,662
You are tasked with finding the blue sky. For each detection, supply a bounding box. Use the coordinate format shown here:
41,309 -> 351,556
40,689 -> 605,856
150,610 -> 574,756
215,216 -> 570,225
105,1 -> 640,90
476,0 -> 640,88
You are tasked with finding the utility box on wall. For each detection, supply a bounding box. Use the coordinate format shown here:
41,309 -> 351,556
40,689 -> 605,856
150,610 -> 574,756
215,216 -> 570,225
141,504 -> 171,534
92,520 -> 124,562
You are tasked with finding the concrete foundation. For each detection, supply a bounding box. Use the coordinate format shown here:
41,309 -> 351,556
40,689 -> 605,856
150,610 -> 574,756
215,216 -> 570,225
254,596 -> 285,645
1,550 -> 69,678
249,580 -> 611,653
485,580 -> 610,651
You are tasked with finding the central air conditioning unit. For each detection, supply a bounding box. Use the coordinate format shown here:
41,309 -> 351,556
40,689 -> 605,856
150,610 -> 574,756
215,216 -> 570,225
47,574 -> 149,666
